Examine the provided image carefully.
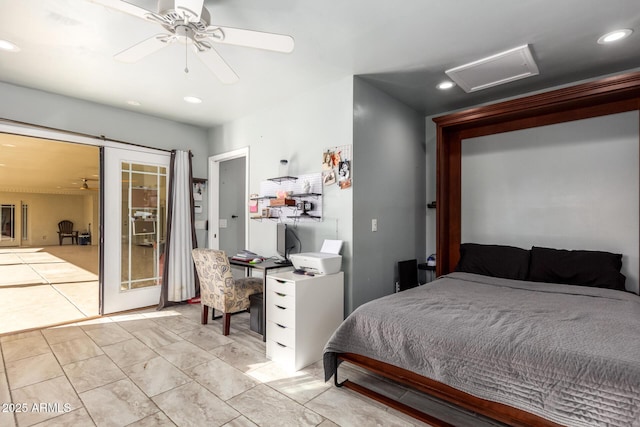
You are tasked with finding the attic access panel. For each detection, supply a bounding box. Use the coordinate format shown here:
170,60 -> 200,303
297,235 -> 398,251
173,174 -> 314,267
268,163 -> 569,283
446,45 -> 539,93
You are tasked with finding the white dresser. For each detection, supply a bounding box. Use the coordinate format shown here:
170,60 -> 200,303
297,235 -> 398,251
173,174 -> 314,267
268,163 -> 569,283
265,271 -> 344,371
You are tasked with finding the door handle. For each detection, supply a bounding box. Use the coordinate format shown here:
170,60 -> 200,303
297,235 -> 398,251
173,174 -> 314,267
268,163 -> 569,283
231,215 -> 238,219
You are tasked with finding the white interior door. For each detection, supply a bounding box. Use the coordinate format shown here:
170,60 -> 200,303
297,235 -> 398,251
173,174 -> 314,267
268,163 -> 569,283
103,147 -> 170,314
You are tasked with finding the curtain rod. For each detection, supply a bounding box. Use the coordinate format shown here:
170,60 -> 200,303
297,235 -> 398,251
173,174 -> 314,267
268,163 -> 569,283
0,117 -> 172,153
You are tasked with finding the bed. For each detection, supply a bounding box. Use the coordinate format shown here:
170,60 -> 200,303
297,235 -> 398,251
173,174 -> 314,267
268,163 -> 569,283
323,72 -> 640,426
324,269 -> 640,426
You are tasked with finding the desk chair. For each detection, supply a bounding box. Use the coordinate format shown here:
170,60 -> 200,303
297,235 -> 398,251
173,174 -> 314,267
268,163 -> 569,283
191,248 -> 263,336
57,220 -> 79,245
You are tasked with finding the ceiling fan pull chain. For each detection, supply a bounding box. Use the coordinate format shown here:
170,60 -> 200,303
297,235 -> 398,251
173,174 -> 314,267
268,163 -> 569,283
184,32 -> 189,73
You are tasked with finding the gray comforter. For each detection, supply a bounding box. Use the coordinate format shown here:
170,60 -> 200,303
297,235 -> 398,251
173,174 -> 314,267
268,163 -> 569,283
323,272 -> 640,427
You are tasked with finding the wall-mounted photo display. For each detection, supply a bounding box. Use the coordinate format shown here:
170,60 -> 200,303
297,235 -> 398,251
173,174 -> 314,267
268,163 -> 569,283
193,178 -> 207,213
322,145 -> 352,189
193,178 -> 206,201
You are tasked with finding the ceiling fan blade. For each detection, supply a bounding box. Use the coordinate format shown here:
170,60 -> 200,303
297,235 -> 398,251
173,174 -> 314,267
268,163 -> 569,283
115,35 -> 171,63
90,0 -> 152,20
211,26 -> 295,53
174,0 -> 205,22
197,48 -> 239,84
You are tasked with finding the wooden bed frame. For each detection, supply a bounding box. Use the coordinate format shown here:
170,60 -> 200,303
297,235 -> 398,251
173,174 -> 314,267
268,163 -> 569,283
333,71 -> 640,426
334,353 -> 563,427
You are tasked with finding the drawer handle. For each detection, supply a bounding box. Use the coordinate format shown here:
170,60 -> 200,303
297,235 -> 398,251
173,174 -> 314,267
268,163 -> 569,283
276,342 -> 286,348
275,305 -> 286,310
276,279 -> 287,284
276,323 -> 286,329
275,292 -> 286,297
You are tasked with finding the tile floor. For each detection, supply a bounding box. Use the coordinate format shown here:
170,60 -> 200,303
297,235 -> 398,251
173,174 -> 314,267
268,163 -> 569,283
0,246 -> 99,334
0,248 -> 504,426
0,304 -> 444,427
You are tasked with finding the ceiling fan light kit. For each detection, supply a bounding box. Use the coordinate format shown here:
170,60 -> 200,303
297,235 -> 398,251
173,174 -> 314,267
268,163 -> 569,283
93,0 -> 294,84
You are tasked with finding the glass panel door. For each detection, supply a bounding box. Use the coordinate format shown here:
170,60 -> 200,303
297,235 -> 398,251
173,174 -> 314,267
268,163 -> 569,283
121,162 -> 167,291
0,203 -> 19,247
103,148 -> 170,314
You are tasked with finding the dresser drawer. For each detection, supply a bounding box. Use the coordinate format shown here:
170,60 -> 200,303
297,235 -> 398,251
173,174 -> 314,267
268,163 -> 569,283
267,339 -> 295,368
267,276 -> 295,297
268,288 -> 295,310
266,321 -> 295,348
267,302 -> 295,326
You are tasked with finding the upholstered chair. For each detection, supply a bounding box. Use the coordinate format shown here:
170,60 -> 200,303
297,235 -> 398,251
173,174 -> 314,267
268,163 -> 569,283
191,248 -> 263,335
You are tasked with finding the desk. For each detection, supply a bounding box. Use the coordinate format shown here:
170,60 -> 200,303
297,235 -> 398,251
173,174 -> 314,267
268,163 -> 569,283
229,258 -> 292,341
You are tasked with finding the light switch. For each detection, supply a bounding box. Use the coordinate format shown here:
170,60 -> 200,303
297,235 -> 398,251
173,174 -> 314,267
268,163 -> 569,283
372,218 -> 378,232
219,219 -> 228,228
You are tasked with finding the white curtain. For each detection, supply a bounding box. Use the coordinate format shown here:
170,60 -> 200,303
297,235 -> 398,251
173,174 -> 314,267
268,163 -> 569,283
164,150 -> 196,303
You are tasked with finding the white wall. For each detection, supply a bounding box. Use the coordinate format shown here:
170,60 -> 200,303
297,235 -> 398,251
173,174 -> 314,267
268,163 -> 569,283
208,77 -> 355,311
461,112 -> 639,293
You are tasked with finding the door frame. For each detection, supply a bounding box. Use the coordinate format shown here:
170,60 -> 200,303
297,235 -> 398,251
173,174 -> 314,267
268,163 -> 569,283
208,147 -> 250,250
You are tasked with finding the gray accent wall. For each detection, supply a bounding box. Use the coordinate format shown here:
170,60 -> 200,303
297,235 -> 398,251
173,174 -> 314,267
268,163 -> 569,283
352,77 -> 426,310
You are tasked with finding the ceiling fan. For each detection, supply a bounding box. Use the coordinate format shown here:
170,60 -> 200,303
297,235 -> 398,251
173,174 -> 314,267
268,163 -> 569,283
92,0 -> 295,84
78,178 -> 99,191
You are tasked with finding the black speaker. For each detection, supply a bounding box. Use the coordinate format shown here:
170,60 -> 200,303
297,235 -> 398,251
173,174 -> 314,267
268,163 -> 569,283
397,259 -> 418,292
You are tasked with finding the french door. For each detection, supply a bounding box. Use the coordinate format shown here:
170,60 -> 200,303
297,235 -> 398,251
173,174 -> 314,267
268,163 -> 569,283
103,147 -> 169,314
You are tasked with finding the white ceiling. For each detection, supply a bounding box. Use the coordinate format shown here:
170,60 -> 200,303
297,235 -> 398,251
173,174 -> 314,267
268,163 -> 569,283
0,134 -> 100,195
2,1 -> 638,194
1,0 -> 639,129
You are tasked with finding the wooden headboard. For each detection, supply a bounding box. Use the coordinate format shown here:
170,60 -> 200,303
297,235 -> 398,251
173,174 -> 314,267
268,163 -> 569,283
433,71 -> 640,277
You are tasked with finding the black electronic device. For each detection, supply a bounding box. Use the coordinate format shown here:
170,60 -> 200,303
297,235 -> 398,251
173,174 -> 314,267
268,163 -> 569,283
276,223 -> 296,261
295,201 -> 313,214
397,259 -> 419,292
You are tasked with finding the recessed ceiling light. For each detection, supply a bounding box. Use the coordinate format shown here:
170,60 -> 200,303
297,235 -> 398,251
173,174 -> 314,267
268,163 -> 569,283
0,39 -> 20,52
126,100 -> 141,106
598,29 -> 633,44
184,96 -> 202,104
437,81 -> 456,90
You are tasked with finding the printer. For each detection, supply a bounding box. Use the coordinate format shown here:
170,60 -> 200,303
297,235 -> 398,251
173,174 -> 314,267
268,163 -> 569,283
289,239 -> 342,275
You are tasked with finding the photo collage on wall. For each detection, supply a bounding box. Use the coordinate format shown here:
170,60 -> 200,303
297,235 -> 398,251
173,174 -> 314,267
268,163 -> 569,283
322,145 -> 352,189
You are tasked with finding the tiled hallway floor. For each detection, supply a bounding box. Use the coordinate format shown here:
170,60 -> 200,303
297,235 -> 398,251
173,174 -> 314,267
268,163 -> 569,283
0,246 -> 99,334
0,304 -> 442,427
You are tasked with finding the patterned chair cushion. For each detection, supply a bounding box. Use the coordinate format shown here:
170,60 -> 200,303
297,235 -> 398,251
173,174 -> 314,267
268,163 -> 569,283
192,249 -> 263,314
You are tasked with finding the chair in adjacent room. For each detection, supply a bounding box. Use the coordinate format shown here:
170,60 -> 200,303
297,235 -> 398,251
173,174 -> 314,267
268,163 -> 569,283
191,248 -> 263,336
57,220 -> 79,245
